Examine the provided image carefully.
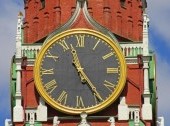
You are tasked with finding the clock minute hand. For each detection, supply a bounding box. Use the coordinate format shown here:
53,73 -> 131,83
79,69 -> 103,101
70,45 -> 103,101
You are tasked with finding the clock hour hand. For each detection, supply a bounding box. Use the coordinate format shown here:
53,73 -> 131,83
70,44 -> 86,82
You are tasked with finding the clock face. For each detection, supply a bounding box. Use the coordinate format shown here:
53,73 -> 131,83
34,29 -> 126,114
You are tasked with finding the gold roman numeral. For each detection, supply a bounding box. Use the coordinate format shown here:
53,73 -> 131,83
76,35 -> 85,47
57,91 -> 68,105
76,96 -> 85,108
41,68 -> 54,75
107,68 -> 118,74
46,51 -> 58,62
58,39 -> 70,51
93,39 -> 100,50
104,80 -> 116,92
102,52 -> 114,60
44,79 -> 57,94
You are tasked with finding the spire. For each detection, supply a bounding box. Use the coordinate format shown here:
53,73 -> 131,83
18,11 -> 23,17
143,12 -> 150,56
13,12 -> 24,122
16,11 -> 23,58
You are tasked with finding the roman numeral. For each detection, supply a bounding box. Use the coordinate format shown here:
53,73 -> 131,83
46,51 -> 58,62
104,80 -> 116,92
44,79 -> 57,94
57,91 -> 68,105
93,39 -> 100,50
102,52 -> 114,60
76,96 -> 85,108
107,68 -> 118,74
76,35 -> 85,47
41,68 -> 54,75
58,39 -> 69,51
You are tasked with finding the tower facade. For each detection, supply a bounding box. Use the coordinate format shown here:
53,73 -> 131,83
8,0 -> 160,126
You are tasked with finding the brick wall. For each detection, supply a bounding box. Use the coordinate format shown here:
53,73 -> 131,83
23,0 -> 143,43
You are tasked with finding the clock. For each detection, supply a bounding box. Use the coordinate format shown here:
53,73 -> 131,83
34,29 -> 126,114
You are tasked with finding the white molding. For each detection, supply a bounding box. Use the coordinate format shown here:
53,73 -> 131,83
134,109 -> 140,126
5,119 -> 12,126
142,103 -> 152,120
142,60 -> 153,120
125,57 -> 138,64
120,42 -> 143,57
108,117 -> 115,126
128,106 -> 140,120
13,12 -> 24,122
37,97 -> 47,121
118,97 -> 129,120
157,117 -> 164,126
16,12 -> 23,59
21,44 -> 42,59
143,13 -> 150,56
78,112 -> 91,126
53,116 -> 60,126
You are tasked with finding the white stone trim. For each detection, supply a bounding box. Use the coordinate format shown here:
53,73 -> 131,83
108,117 -> 115,126
21,44 -> 42,59
118,97 -> 129,120
134,109 -> 140,126
13,12 -> 24,123
5,119 -> 12,126
143,13 -> 149,56
120,42 -> 143,57
157,117 -> 164,126
16,12 -> 23,59
128,106 -> 140,120
25,109 -> 36,125
24,97 -> 47,123
37,97 -> 47,121
53,116 -> 60,126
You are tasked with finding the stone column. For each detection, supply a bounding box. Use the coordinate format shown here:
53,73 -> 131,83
13,12 -> 24,122
141,13 -> 152,120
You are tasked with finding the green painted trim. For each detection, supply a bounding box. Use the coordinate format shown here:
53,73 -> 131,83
149,53 -> 157,125
129,120 -> 145,126
10,56 -> 17,108
25,122 -> 42,126
22,43 -> 42,46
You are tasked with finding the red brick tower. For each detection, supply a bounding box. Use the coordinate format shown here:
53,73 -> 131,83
10,0 -> 157,126
24,0 -> 143,43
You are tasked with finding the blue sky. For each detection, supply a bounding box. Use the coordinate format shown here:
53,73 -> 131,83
0,0 -> 170,125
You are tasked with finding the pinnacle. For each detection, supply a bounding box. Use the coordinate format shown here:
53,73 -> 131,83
18,11 -> 23,17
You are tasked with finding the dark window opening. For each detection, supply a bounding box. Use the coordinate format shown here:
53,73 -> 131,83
40,0 -> 45,9
120,0 -> 126,7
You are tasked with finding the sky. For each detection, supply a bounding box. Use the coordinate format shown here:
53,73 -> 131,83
0,0 -> 170,125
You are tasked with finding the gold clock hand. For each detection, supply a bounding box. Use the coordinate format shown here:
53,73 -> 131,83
70,44 -> 86,82
70,44 -> 103,101
71,44 -> 81,68
78,69 -> 103,101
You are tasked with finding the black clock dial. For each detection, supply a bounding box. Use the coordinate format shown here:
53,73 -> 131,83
34,29 -> 126,114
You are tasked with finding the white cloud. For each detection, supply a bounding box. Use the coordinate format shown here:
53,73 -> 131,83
147,0 -> 170,123
147,0 -> 170,46
156,56 -> 170,113
156,55 -> 170,126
